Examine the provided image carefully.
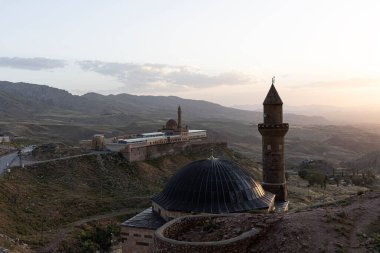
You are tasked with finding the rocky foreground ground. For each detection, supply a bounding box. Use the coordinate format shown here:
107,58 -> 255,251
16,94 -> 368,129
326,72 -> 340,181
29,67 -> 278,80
249,191 -> 380,253
157,191 -> 379,253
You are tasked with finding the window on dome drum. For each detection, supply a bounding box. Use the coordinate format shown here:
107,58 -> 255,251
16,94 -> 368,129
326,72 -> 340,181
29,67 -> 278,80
136,242 -> 149,246
237,191 -> 244,201
267,145 -> 271,150
279,144 -> 282,150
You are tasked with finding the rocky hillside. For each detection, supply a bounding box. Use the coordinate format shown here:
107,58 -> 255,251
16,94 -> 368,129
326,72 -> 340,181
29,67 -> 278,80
0,143 -> 258,251
0,141 -> 377,252
249,191 -> 380,253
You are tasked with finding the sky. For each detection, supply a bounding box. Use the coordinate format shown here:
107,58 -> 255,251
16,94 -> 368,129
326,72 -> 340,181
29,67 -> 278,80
0,0 -> 380,108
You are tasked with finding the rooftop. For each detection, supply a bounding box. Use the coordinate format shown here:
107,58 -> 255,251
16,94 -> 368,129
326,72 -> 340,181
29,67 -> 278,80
121,207 -> 166,230
263,84 -> 283,105
188,130 -> 206,133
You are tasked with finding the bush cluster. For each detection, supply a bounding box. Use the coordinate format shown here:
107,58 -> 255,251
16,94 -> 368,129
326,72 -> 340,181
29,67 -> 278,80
298,169 -> 327,189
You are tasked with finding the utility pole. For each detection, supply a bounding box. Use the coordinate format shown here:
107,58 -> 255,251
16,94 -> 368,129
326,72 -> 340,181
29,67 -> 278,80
17,149 -> 22,167
100,181 -> 103,202
40,218 -> 44,245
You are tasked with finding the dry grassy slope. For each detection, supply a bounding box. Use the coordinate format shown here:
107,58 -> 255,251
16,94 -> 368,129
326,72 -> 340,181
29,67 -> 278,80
343,150 -> 380,173
0,144 -> 260,249
287,174 -> 370,210
0,154 -> 149,246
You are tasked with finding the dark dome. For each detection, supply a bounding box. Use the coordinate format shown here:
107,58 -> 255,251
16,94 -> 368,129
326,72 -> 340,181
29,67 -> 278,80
165,119 -> 177,129
152,158 -> 274,214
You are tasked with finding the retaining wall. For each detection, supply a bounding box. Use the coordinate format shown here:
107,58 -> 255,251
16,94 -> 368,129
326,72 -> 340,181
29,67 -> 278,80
154,214 -> 260,253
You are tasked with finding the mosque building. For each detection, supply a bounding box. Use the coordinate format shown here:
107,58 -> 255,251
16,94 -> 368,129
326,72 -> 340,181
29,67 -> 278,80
120,80 -> 289,253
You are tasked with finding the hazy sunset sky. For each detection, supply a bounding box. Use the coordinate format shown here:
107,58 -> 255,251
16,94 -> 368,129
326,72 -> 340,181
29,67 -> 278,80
0,0 -> 379,107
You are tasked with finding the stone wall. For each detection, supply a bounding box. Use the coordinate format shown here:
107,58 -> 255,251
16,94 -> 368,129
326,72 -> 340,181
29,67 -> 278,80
121,226 -> 155,253
152,202 -> 190,222
121,140 -> 213,162
154,214 -> 260,253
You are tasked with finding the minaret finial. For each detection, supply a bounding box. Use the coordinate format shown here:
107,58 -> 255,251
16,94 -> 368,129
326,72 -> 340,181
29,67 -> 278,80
272,76 -> 275,85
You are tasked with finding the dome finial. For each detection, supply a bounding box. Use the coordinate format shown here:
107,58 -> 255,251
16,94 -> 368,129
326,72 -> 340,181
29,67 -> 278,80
208,148 -> 216,160
272,76 -> 275,85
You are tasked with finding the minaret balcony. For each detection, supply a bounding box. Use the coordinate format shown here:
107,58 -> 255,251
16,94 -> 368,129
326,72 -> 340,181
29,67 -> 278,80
258,123 -> 289,136
258,123 -> 289,129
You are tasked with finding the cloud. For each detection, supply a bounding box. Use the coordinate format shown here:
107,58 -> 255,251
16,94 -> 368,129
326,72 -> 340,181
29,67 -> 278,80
294,78 -> 379,89
0,57 -> 66,70
77,60 -> 251,91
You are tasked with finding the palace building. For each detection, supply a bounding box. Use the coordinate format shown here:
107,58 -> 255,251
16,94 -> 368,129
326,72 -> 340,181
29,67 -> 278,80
105,106 -> 207,162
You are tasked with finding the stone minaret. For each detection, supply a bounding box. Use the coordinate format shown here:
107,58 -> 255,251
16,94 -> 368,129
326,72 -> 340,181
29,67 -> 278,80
258,79 -> 289,201
177,105 -> 182,129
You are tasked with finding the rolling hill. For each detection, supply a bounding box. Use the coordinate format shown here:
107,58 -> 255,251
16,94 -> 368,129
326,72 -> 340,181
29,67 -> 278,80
0,81 -> 328,125
2,81 -> 380,168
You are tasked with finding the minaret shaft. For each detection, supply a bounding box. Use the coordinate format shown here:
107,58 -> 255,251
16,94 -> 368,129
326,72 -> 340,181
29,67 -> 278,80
177,106 -> 182,129
258,83 -> 289,201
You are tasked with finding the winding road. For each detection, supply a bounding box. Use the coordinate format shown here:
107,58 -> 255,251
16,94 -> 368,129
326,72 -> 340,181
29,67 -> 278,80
0,151 -> 18,174
0,146 -> 35,174
0,148 -> 111,175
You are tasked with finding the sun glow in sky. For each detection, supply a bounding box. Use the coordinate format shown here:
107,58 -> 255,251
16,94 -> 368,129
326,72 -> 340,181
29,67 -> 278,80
0,0 -> 380,107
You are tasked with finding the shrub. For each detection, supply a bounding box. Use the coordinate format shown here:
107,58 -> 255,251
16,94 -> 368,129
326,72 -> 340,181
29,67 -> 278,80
202,218 -> 217,232
298,169 -> 327,188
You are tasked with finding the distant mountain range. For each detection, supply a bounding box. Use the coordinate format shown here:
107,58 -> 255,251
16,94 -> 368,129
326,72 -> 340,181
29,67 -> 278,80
0,81 -> 329,126
232,103 -> 380,124
2,81 -> 380,168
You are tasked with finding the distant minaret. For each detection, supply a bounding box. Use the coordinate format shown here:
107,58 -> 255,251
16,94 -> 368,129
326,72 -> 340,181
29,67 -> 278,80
177,105 -> 182,129
258,77 -> 289,201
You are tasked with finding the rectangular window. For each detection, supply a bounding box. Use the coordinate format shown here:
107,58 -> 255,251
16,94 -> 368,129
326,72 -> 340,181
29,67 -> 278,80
267,145 -> 271,150
279,144 -> 282,150
144,235 -> 153,238
136,242 -> 149,246
133,234 -> 141,237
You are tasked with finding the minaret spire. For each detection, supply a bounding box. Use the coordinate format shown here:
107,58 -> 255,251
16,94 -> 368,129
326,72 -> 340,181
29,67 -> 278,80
177,105 -> 182,129
263,82 -> 283,105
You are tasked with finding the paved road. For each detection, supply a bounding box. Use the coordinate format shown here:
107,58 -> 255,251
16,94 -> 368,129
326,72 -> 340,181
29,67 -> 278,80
0,148 -> 111,174
21,151 -> 111,167
0,152 -> 18,174
0,150 -> 111,174
0,146 -> 34,174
